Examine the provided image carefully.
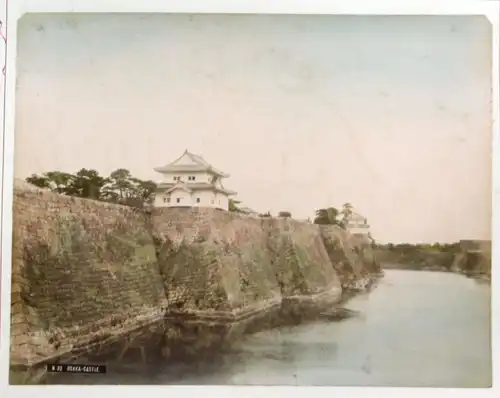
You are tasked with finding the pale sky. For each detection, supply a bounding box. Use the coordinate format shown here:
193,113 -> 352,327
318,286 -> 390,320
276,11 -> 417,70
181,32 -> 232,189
14,14 -> 492,243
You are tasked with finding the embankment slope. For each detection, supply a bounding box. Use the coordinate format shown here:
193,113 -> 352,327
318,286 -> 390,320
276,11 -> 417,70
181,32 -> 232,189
10,182 -> 381,372
375,240 -> 491,280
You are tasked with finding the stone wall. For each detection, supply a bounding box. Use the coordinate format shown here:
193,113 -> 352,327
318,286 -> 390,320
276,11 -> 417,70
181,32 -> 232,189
319,225 -> 363,286
10,184 -> 381,371
151,211 -> 345,319
350,234 -> 381,276
151,208 -> 282,317
265,218 -> 342,316
10,183 -> 167,367
318,226 -> 381,288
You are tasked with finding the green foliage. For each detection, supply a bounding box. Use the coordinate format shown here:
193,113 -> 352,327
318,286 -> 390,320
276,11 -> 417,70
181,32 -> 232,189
70,169 -> 108,200
228,198 -> 242,213
25,168 -> 157,209
378,242 -> 460,254
375,241 -> 462,270
313,207 -> 342,226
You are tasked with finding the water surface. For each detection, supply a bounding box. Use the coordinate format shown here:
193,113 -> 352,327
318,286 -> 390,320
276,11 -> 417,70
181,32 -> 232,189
58,270 -> 492,387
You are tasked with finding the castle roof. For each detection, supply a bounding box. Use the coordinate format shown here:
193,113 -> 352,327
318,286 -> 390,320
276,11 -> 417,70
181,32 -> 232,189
157,181 -> 236,196
154,149 -> 229,178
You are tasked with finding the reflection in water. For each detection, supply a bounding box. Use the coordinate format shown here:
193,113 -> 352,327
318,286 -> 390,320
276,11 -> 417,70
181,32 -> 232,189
55,270 -> 491,387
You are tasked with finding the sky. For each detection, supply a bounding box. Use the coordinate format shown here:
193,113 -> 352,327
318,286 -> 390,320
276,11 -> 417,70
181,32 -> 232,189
14,14 -> 493,243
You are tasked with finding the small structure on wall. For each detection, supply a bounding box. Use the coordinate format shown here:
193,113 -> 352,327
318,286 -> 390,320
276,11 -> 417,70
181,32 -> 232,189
153,149 -> 237,211
345,212 -> 370,236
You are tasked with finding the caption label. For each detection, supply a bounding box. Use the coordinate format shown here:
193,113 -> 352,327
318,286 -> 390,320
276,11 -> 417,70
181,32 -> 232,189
46,364 -> 107,374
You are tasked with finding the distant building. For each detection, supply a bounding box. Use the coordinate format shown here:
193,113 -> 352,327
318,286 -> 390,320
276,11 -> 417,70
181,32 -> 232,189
345,212 -> 370,236
153,150 -> 236,210
459,240 -> 491,254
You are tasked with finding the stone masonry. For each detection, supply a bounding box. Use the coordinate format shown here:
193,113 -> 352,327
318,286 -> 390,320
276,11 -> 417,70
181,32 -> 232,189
10,183 -> 382,372
10,183 -> 167,367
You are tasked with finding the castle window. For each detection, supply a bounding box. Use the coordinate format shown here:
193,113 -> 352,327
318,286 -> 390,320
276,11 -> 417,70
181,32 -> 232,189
167,196 -> 171,203
188,176 -> 196,181
196,198 -> 200,203
176,198 -> 180,203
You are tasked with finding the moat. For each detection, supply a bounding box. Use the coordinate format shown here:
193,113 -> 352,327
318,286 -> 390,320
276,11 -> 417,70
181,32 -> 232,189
53,269 -> 491,387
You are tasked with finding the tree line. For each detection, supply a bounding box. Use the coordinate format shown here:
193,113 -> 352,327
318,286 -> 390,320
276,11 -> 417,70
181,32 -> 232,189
269,203 -> 356,228
26,168 -> 157,208
376,242 -> 461,254
373,241 -> 462,271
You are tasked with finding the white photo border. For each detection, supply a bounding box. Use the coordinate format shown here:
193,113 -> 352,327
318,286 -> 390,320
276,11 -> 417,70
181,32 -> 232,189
1,1 -> 498,398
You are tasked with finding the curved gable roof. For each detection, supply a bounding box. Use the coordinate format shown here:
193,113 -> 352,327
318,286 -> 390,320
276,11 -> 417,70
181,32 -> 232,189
154,149 -> 229,177
165,181 -> 193,194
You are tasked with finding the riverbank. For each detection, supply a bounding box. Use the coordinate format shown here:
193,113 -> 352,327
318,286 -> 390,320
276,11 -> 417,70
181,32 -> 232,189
374,242 -> 491,282
381,263 -> 491,283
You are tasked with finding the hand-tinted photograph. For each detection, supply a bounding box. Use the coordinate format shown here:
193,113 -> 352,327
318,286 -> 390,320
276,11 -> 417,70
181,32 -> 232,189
9,13 -> 492,386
